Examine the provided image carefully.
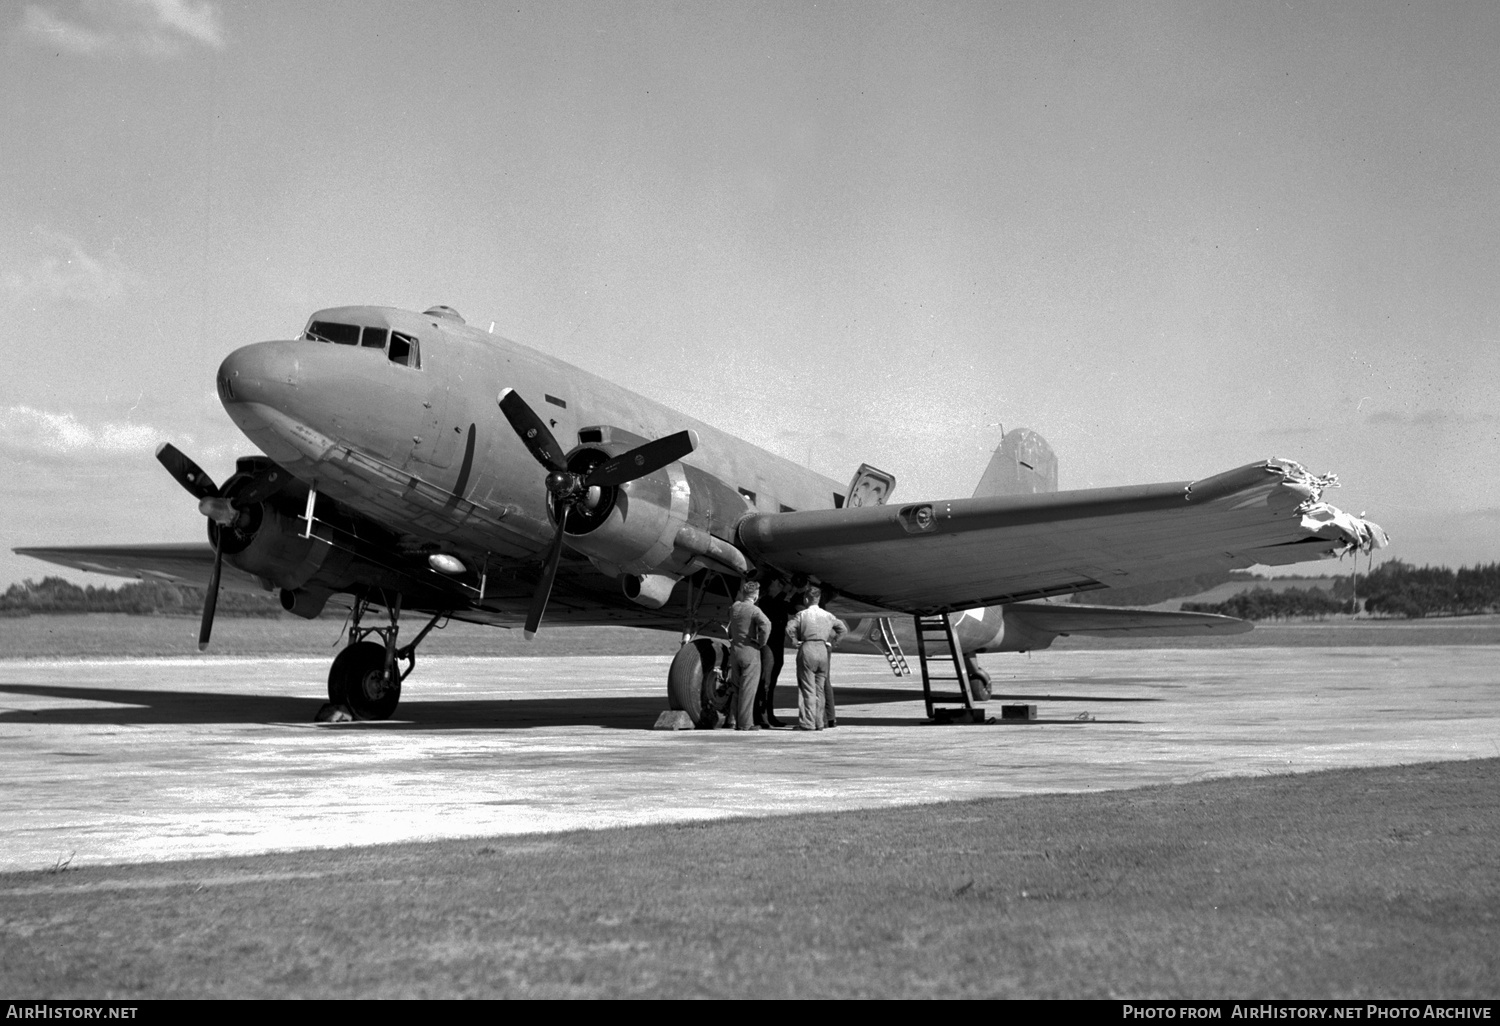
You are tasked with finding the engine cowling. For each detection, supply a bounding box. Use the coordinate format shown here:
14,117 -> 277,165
212,471 -> 350,595
557,445 -> 750,599
559,446 -> 688,577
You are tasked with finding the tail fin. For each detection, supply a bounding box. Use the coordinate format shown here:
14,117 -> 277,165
972,428 -> 1057,498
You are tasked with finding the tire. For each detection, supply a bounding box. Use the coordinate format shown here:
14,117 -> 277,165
667,638 -> 725,728
966,658 -> 992,702
328,641 -> 401,720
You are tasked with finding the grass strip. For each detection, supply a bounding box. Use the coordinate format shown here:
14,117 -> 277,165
1,758 -> 1496,998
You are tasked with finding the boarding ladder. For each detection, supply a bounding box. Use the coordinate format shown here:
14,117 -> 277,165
913,613 -> 985,722
871,616 -> 910,677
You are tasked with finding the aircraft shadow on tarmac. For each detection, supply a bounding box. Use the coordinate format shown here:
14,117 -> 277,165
0,682 -> 1159,731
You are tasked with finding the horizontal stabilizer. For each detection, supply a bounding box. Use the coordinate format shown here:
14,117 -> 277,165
1003,601 -> 1253,638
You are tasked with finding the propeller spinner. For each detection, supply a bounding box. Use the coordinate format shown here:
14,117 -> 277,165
496,389 -> 697,637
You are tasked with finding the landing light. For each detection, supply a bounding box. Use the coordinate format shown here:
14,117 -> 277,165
428,554 -> 468,575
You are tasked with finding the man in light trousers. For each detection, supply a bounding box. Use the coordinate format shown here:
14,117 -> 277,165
785,585 -> 847,731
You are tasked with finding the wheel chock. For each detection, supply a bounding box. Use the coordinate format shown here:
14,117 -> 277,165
1000,704 -> 1037,721
314,702 -> 356,723
653,710 -> 697,731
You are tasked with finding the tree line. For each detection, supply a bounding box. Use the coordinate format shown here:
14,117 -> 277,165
1,576 -> 284,618
5,560 -> 1497,621
1184,561 -> 1500,620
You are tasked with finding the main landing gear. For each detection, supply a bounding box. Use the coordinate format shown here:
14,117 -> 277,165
327,592 -> 445,720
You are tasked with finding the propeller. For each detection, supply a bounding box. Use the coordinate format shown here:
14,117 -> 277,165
155,443 -> 284,651
497,389 -> 698,637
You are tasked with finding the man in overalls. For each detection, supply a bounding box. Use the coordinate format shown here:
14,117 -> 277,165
784,585 -> 848,731
727,580 -> 772,731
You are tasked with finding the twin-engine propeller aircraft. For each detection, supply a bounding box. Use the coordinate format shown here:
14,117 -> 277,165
17,304 -> 1387,724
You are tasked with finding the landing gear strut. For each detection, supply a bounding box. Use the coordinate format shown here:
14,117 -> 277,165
327,592 -> 445,720
964,653 -> 992,702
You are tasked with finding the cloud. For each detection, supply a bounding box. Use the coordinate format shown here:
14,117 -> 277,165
1364,409 -> 1497,427
0,228 -> 137,308
0,406 -> 164,461
0,406 -> 242,473
17,0 -> 225,56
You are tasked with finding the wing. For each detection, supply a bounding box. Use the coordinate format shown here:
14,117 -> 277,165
10,543 -> 274,595
738,458 -> 1387,615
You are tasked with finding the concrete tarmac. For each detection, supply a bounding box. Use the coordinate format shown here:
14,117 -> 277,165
1,647 -> 1496,870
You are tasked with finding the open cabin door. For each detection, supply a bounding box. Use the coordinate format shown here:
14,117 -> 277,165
844,463 -> 896,508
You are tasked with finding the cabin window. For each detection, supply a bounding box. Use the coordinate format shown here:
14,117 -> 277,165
780,504 -> 796,513
832,493 -> 845,508
738,488 -> 757,506
361,327 -> 388,349
306,321 -> 360,345
388,331 -> 421,368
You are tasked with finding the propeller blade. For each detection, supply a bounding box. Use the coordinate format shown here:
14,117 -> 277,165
232,466 -> 288,508
523,502 -> 569,639
156,442 -> 219,501
584,430 -> 699,488
498,389 -> 569,473
198,539 -> 223,652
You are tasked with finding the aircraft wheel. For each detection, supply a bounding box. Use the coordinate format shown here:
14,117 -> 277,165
328,641 -> 401,720
966,658 -> 992,702
667,638 -> 724,728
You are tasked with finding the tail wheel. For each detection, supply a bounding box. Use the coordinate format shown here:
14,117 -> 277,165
966,658 -> 992,702
328,641 -> 402,720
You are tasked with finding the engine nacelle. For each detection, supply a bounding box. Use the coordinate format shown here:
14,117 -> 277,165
216,503 -> 340,591
211,470 -> 354,594
559,442 -> 751,588
562,446 -> 688,577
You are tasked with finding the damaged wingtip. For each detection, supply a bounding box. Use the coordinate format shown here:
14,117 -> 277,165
1266,457 -> 1388,557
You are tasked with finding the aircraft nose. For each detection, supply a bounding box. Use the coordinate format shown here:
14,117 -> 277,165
216,340 -> 301,408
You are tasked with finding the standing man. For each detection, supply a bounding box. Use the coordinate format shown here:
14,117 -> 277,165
727,580 -> 772,731
756,578 -> 794,728
785,585 -> 848,731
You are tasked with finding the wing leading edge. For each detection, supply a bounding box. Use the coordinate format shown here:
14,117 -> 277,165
738,457 -> 1387,616
11,543 -> 259,591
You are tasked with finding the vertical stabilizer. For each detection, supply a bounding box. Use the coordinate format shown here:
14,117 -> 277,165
972,428 -> 1057,498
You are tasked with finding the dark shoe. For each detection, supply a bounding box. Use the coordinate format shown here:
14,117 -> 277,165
735,725 -> 761,731
825,719 -> 837,728
793,725 -> 816,731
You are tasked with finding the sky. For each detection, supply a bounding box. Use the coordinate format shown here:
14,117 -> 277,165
2,0 -> 1497,592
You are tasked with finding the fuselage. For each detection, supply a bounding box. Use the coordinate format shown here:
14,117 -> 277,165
215,304 -> 1013,652
220,306 -> 841,555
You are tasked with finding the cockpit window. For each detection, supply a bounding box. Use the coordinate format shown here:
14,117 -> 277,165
306,321 -> 360,345
388,331 -> 420,368
303,319 -> 420,368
